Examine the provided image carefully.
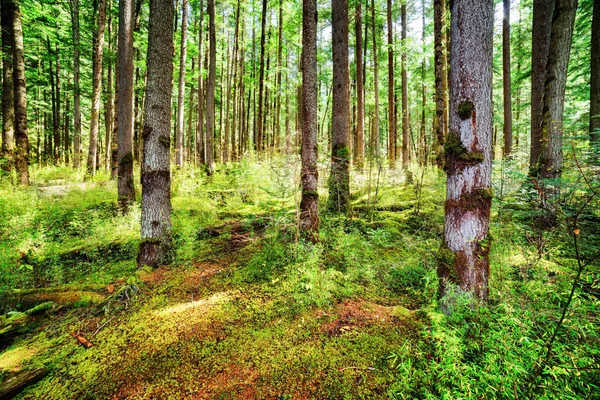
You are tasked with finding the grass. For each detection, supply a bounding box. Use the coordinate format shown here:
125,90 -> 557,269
0,156 -> 598,399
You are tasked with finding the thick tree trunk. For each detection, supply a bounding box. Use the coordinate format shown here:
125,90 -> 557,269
328,0 -> 350,214
87,0 -> 106,177
439,0 -> 493,302
401,2 -> 410,181
138,0 -> 174,268
502,0 -> 513,157
70,0 -> 82,168
529,0 -> 554,173
175,0 -> 188,167
300,0 -> 319,240
355,1 -> 364,170
538,0 -> 578,180
1,0 -> 15,175
590,0 -> 600,154
387,0 -> 395,168
433,0 -> 448,169
117,0 -> 136,211
205,0 -> 216,174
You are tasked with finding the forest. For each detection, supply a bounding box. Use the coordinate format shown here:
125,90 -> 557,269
0,0 -> 598,397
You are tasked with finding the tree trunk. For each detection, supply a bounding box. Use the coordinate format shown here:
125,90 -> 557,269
187,58 -> 195,163
387,0 -> 395,168
1,0 -> 15,175
439,0 -> 493,302
175,0 -> 188,167
87,0 -> 107,177
433,0 -> 448,168
117,0 -> 136,211
104,25 -> 114,172
538,0 -> 578,180
275,1 -> 283,153
371,0 -> 380,159
590,0 -> 600,155
529,0 -> 554,173
205,0 -> 216,174
328,0 -> 350,214
401,1 -> 410,181
419,0 -> 427,166
256,0 -> 267,156
196,0 -> 205,166
300,0 -> 319,240
63,81 -> 70,165
502,0 -> 513,157
70,0 -> 82,169
47,39 -> 59,164
138,0 -> 174,268
355,0 -> 364,170
231,0 -> 241,162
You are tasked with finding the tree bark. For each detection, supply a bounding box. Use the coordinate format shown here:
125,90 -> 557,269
439,0 -> 493,302
328,0 -> 350,214
256,0 -> 268,156
175,0 -> 188,167
138,0 -> 174,268
355,0 -> 364,170
205,0 -> 216,174
420,0 -> 427,166
1,0 -> 14,175
300,0 -> 319,240
70,0 -> 82,168
387,0 -> 395,168
538,0 -> 578,180
196,0 -> 205,166
371,0 -> 380,159
502,0 -> 513,157
87,0 -> 107,177
590,0 -> 600,154
401,1 -> 410,180
433,0 -> 448,168
117,0 -> 136,211
529,0 -> 554,173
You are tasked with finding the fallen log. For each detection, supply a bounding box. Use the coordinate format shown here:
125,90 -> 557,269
0,368 -> 49,400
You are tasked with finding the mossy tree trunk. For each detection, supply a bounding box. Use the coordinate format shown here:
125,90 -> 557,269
300,0 -> 319,241
328,0 -> 350,214
117,0 -> 136,212
589,0 -> 599,159
387,0 -> 395,169
138,0 -> 174,268
439,0 -> 493,301
433,0 -> 448,169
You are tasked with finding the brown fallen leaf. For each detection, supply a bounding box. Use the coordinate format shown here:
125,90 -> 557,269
70,332 -> 93,348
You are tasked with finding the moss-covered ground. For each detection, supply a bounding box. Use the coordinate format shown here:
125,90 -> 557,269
0,157 -> 598,399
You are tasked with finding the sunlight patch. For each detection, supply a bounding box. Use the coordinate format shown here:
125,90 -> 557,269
154,292 -> 230,317
0,345 -> 38,372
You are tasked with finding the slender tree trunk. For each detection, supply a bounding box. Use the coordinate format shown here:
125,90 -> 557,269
117,0 -> 136,211
47,39 -> 59,164
70,0 -> 82,168
1,0 -> 15,175
104,26 -> 114,172
355,1 -> 364,170
328,0 -> 350,214
256,0 -> 267,155
275,0 -> 283,153
300,0 -> 319,240
55,44 -> 62,163
205,0 -> 216,174
502,0 -> 513,156
111,53 -> 120,179
133,49 -> 141,161
63,81 -> 70,165
539,0 -> 578,180
87,0 -> 106,177
420,0 -> 427,166
529,0 -> 554,173
138,0 -> 174,268
439,0 -> 493,302
196,0 -> 205,166
401,1 -> 411,181
433,0 -> 448,168
371,0 -> 380,159
8,0 -> 28,184
223,34 -> 232,163
231,0 -> 241,162
175,0 -> 188,167
590,0 -> 600,155
387,0 -> 395,168
187,58 -> 195,163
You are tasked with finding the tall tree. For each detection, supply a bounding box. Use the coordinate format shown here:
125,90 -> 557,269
117,0 -> 136,211
196,0 -> 205,166
590,0 -> 599,154
355,0 -> 364,169
438,0 -> 493,301
328,0 -> 350,213
538,0 -> 579,180
433,0 -> 448,168
138,0 -> 174,268
502,0 -> 513,156
300,0 -> 319,240
371,0 -> 380,158
401,0 -> 410,181
419,0 -> 427,165
256,0 -> 268,155
175,0 -> 188,167
387,0 -> 395,168
87,0 -> 107,177
1,0 -> 15,175
529,0 -> 554,173
205,0 -> 216,174
70,0 -> 82,168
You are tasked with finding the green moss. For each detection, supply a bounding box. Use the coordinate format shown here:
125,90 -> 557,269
444,131 -> 485,172
458,100 -> 474,120
119,152 -> 134,166
158,136 -> 170,148
437,244 -> 458,282
302,190 -> 319,197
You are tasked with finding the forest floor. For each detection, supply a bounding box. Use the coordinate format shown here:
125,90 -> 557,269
0,158 -> 599,399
